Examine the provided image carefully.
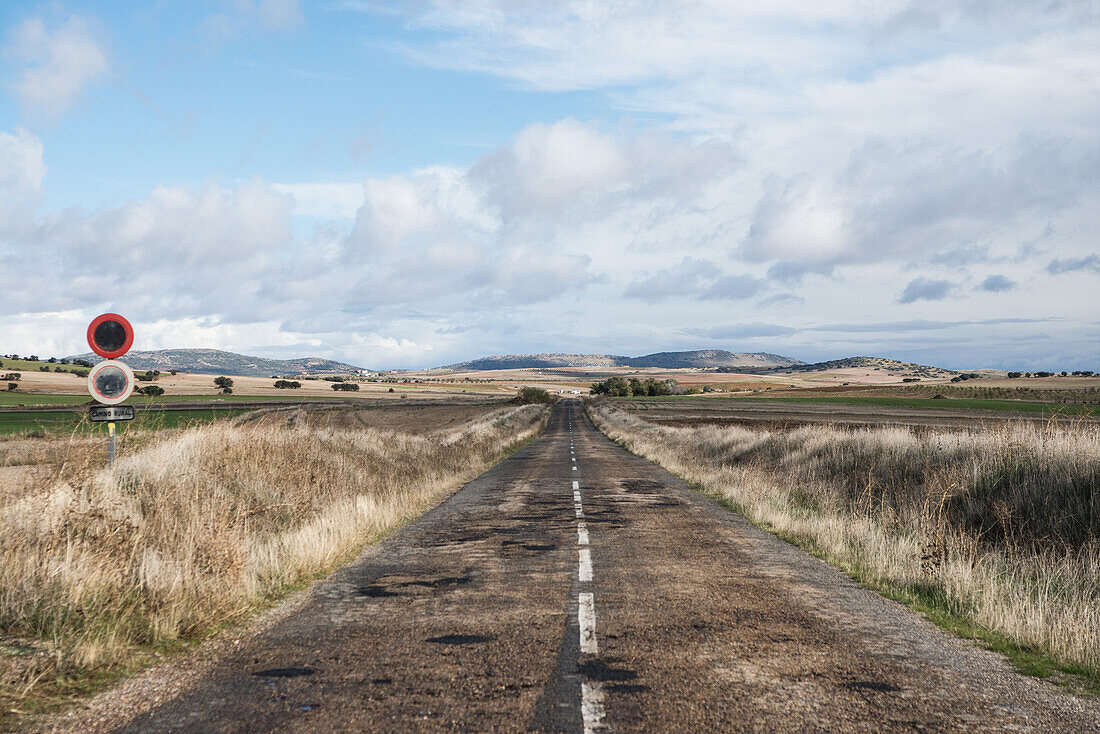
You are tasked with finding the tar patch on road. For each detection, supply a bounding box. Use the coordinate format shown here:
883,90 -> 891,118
252,667 -> 316,678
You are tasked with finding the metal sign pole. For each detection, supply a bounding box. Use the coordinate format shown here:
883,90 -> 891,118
107,421 -> 116,467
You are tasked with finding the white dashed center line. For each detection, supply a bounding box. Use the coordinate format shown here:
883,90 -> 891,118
578,591 -> 598,653
569,418 -> 606,733
578,548 -> 593,582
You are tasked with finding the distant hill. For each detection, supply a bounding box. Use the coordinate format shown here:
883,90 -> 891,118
784,356 -> 956,376
68,349 -> 366,377
444,350 -> 804,371
627,350 -> 801,369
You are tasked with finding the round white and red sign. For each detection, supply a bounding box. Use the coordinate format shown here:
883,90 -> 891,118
87,360 -> 135,405
87,313 -> 134,359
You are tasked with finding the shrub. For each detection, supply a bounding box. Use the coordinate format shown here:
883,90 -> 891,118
332,382 -> 359,391
274,380 -> 301,389
1,373 -> 19,381
39,365 -> 50,371
138,385 -> 165,396
6,382 -> 16,391
214,376 -> 234,389
516,386 -> 552,404
221,387 -> 233,395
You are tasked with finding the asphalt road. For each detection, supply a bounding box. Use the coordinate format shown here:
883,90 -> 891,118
75,400 -> 1099,732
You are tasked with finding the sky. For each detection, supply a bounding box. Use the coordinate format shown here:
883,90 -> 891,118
1,1 -> 1097,370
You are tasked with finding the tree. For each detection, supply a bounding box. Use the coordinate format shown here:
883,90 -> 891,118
6,382 -> 16,391
643,378 -> 672,396
214,376 -> 234,389
221,387 -> 233,395
138,385 -> 165,396
332,382 -> 359,391
274,380 -> 301,389
516,386 -> 552,404
591,376 -> 631,396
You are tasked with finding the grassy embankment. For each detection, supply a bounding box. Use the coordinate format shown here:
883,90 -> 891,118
0,403 -> 549,721
589,400 -> 1100,693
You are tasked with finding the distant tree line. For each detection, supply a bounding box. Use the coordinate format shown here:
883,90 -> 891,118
590,377 -> 673,397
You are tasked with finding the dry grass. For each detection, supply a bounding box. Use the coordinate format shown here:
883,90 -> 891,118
588,400 -> 1100,682
0,404 -> 548,710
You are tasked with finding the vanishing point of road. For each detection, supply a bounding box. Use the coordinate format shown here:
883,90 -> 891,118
52,400 -> 1100,732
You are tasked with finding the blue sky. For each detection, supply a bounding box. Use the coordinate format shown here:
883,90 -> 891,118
1,2 -> 1097,369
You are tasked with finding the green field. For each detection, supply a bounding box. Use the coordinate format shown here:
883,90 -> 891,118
0,358 -> 91,375
0,392 -> 364,407
628,394 -> 1099,417
0,408 -> 257,436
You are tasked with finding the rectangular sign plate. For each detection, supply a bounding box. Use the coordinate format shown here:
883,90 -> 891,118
89,405 -> 135,422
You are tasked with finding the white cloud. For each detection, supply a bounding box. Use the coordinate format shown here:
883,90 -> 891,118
6,0 -> 1100,371
4,15 -> 108,120
0,127 -> 45,200
272,182 -> 365,220
199,0 -> 304,47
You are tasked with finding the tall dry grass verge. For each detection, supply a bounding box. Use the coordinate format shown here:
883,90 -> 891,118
0,404 -> 548,712
588,400 -> 1100,687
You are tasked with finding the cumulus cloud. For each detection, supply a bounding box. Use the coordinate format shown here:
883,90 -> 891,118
2,177 -> 293,320
370,1 -> 1100,287
5,1 -> 1099,368
4,15 -> 108,120
980,274 -> 1016,292
898,277 -> 956,304
1047,255 -> 1100,275
0,127 -> 45,200
624,258 -> 764,301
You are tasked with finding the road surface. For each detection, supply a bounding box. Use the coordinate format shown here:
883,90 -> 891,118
52,400 -> 1100,732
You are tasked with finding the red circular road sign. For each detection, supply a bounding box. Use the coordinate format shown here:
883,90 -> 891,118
87,313 -> 134,359
87,360 -> 135,405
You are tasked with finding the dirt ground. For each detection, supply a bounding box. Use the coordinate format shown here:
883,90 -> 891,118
616,397 -> 1078,430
